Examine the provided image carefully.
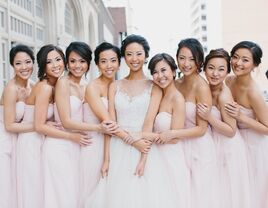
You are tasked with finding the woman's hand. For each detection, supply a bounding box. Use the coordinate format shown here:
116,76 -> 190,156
155,130 -> 176,144
101,159 -> 109,178
68,132 -> 92,146
197,103 -> 211,121
132,139 -> 152,153
135,158 -> 146,177
225,102 -> 241,121
99,120 -> 119,134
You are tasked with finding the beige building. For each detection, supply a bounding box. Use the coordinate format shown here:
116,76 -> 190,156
190,0 -> 268,94
0,0 -> 126,94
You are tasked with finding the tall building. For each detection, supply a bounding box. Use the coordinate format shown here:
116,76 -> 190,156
0,0 -> 127,94
190,0 -> 268,92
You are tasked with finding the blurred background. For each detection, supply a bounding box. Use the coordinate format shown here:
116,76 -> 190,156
0,0 -> 267,100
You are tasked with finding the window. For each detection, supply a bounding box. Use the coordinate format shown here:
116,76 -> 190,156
36,27 -> 44,41
35,0 -> 43,18
204,46 -> 208,53
0,41 -> 8,91
202,25 -> 207,31
201,4 -> 206,10
0,10 -> 4,29
10,16 -> 33,37
11,0 -> 33,13
65,3 -> 73,35
201,15 -> 206,21
202,36 -> 207,42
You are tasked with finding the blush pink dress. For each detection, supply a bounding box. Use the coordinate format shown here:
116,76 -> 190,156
154,112 -> 191,208
42,96 -> 82,208
183,102 -> 219,208
238,106 -> 268,208
0,101 -> 24,208
79,97 -> 107,208
211,106 -> 251,208
16,103 -> 53,208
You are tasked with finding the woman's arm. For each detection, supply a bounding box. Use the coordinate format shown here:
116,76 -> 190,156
55,77 -> 103,132
198,88 -> 236,137
3,83 -> 33,133
226,87 -> 268,135
34,83 -> 91,145
161,82 -> 212,140
157,93 -> 185,144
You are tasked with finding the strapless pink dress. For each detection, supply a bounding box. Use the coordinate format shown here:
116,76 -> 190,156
43,96 -> 82,208
79,97 -> 107,208
0,101 -> 24,208
238,106 -> 268,208
16,104 -> 53,208
183,102 -> 219,208
211,106 -> 251,208
154,112 -> 191,208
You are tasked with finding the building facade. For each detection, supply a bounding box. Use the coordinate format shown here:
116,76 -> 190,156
0,0 -> 126,94
190,0 -> 268,93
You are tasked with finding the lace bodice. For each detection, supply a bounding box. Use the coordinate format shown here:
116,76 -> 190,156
0,101 -> 25,123
114,80 -> 152,132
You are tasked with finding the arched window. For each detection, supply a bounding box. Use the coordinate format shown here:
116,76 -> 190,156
65,3 -> 73,35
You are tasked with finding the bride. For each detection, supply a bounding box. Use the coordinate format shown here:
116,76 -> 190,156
85,34 -> 179,208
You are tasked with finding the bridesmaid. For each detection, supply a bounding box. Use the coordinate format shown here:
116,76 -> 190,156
46,41 -> 115,208
197,48 -> 251,208
148,53 -> 190,208
0,44 -> 34,208
80,42 -> 121,207
225,41 -> 268,208
17,44 -> 84,208
158,38 -> 218,208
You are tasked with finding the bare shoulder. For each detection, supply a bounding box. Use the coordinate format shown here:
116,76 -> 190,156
172,90 -> 185,106
247,81 -> 264,101
36,80 -> 53,93
86,79 -> 98,91
218,85 -> 233,104
196,76 -> 210,92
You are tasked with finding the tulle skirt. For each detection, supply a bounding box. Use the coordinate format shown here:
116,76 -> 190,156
85,137 -> 179,208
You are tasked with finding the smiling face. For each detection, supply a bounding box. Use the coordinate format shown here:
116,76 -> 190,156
97,49 -> 119,79
45,50 -> 65,79
67,51 -> 89,78
124,42 -> 146,72
177,47 -> 198,76
231,48 -> 255,76
205,57 -> 228,86
152,60 -> 175,89
13,52 -> 33,80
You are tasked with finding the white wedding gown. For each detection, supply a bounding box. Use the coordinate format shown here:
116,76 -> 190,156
85,79 -> 178,208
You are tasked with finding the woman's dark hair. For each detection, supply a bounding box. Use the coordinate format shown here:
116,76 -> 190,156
176,38 -> 204,72
120,34 -> 150,59
37,44 -> 65,81
230,41 -> 262,66
148,53 -> 177,79
66,41 -> 92,73
94,42 -> 121,65
9,44 -> 35,66
204,48 -> 231,73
